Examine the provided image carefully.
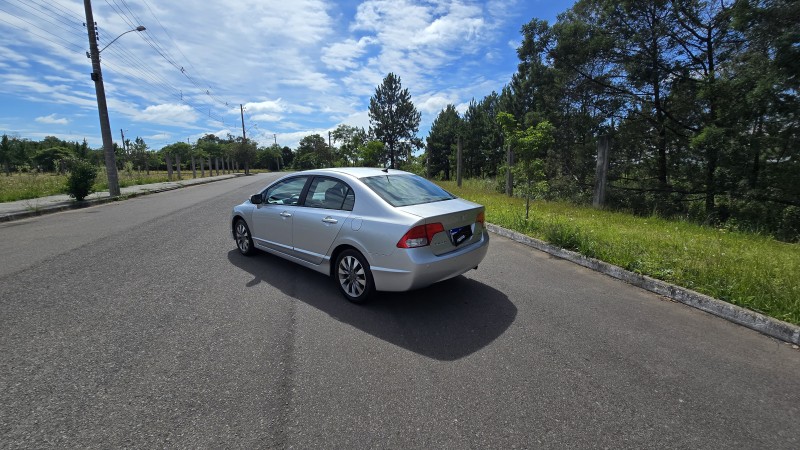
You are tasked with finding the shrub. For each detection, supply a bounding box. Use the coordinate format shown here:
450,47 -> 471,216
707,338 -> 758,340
778,206 -> 800,243
66,158 -> 98,201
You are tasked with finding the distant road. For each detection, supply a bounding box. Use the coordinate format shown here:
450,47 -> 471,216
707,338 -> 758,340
1,174 -> 798,448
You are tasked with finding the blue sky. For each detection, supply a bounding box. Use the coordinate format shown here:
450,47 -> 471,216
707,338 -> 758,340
0,0 -> 575,150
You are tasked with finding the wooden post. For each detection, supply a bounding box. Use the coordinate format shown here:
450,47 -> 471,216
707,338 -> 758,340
593,135 -> 610,208
165,153 -> 173,181
457,136 -> 463,187
175,154 -> 182,180
505,143 -> 514,197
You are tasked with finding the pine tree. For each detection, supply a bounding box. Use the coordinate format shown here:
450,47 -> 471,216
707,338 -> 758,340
368,73 -> 421,169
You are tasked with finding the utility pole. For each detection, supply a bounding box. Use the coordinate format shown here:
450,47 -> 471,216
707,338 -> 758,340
84,0 -> 120,196
240,104 -> 248,175
120,129 -> 127,153
120,129 -> 128,167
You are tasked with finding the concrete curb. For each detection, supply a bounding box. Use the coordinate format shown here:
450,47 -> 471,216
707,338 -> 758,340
0,174 -> 246,223
487,223 -> 800,346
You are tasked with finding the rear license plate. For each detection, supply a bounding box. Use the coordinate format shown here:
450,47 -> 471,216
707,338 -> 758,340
449,225 -> 473,246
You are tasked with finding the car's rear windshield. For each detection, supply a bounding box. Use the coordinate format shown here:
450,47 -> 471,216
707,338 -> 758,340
361,174 -> 456,207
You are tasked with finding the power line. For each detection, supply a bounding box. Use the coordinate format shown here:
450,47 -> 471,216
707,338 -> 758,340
45,0 -> 87,23
96,0 -> 234,125
0,8 -> 84,52
11,0 -> 85,34
2,0 -> 241,133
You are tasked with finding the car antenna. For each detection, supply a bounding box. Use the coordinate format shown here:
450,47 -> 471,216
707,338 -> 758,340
381,167 -> 389,173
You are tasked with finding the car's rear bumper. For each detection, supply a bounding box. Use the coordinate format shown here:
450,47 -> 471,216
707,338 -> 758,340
369,230 -> 489,292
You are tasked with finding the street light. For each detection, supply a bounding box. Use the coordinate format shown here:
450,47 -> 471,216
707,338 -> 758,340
100,26 -> 146,53
83,0 -> 145,196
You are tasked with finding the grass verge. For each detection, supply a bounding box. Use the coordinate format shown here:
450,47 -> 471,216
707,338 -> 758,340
0,170 -> 235,202
440,179 -> 800,326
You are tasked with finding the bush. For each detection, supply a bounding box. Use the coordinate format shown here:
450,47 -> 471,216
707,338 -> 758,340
66,159 -> 98,201
778,206 -> 800,243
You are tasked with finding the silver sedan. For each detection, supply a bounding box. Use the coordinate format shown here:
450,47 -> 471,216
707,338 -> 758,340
231,168 -> 489,302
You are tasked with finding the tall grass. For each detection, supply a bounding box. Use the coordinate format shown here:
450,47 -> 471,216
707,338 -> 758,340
0,173 -> 68,202
441,179 -> 800,326
0,170 -> 223,202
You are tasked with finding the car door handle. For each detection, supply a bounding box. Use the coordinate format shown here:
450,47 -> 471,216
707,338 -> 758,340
280,211 -> 292,218
322,217 -> 338,224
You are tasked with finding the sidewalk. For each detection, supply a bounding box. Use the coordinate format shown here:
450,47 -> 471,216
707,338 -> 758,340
0,173 -> 245,223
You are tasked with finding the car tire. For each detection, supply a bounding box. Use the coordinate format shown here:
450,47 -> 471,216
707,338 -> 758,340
234,218 -> 256,256
335,249 -> 374,303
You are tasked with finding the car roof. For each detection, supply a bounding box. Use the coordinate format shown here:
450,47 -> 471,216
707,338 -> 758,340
304,167 -> 412,179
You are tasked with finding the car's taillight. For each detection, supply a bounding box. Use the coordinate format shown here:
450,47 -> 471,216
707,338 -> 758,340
397,223 -> 445,248
476,211 -> 485,225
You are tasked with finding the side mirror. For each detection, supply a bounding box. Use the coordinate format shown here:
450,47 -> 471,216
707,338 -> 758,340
250,194 -> 263,205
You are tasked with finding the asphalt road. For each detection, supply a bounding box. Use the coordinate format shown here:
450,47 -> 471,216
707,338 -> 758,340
1,174 -> 798,448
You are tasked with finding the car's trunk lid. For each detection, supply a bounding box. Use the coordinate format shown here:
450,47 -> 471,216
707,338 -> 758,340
398,198 -> 485,256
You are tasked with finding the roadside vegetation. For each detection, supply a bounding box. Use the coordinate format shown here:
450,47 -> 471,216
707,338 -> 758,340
0,168 -> 234,202
441,179 -> 800,326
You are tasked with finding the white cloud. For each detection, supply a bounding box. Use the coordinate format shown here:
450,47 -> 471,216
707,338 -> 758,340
134,104 -> 199,126
251,113 -> 283,123
418,94 -> 456,116
245,100 -> 285,114
35,114 -> 70,125
321,37 -> 376,71
145,133 -> 172,142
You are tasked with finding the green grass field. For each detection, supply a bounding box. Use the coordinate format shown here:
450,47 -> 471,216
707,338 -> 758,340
440,179 -> 800,326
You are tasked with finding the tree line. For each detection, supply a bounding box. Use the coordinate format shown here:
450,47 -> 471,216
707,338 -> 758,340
425,0 -> 799,241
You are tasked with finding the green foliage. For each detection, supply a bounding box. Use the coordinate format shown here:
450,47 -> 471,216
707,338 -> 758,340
416,0 -> 796,242
294,134 -> 330,169
34,146 -> 74,173
778,206 -> 800,243
65,158 -> 98,201
426,104 -> 462,180
359,141 -> 384,167
331,124 -> 369,166
232,138 -> 257,173
399,154 -> 426,176
257,143 -> 284,170
461,94 -> 505,178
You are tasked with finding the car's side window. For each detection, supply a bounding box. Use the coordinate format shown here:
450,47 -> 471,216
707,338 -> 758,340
263,176 -> 309,205
302,177 -> 353,211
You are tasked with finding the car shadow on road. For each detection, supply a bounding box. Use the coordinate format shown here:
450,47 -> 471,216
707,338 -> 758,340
227,250 -> 516,361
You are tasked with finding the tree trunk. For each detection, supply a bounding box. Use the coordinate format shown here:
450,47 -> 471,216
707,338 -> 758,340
749,116 -> 763,189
